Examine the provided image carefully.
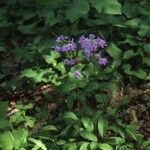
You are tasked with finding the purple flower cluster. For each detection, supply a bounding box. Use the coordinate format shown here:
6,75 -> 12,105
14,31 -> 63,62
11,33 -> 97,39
54,34 -> 108,67
64,58 -> 77,65
74,70 -> 81,78
98,57 -> 108,65
95,53 -> 108,65
79,34 -> 107,60
55,35 -> 77,52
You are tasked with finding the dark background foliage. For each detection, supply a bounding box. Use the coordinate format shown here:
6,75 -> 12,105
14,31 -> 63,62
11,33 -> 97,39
0,0 -> 150,149
0,0 -> 149,93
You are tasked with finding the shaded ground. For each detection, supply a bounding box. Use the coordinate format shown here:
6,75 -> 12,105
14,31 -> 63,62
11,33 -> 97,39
1,82 -> 150,139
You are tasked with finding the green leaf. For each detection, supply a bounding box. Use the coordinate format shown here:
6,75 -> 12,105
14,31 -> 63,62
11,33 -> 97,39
80,130 -> 97,142
90,142 -> 98,150
81,117 -> 94,132
28,138 -> 47,150
142,140 -> 150,150
38,9 -> 55,22
25,116 -> 35,128
66,0 -> 90,23
125,18 -> 140,29
122,2 -> 139,18
0,45 -> 5,52
91,0 -> 121,15
133,69 -> 147,79
85,82 -> 99,92
13,128 -> 28,149
123,50 -> 137,59
143,57 -> 150,66
59,79 -> 77,92
143,44 -> 150,53
42,125 -> 58,131
18,24 -> 36,34
138,24 -> 150,37
79,142 -> 89,150
0,118 -> 10,129
126,128 -> 137,141
23,103 -> 33,110
122,64 -> 132,75
106,43 -> 122,59
42,51 -> 60,65
0,131 -> 14,150
98,118 -> 108,138
23,10 -> 36,20
0,101 -> 8,118
55,63 -> 66,74
21,69 -> 37,78
64,112 -> 78,121
95,94 -> 108,103
65,142 -> 78,150
108,137 -> 125,145
106,106 -> 116,116
98,143 -> 113,150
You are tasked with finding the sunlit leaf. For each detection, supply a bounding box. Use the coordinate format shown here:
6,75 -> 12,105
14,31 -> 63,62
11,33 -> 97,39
98,118 -> 108,138
80,130 -> 97,142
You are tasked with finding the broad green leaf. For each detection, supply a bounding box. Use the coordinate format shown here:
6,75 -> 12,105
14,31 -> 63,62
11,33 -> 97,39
60,126 -> 72,137
125,18 -> 140,29
0,45 -> 5,52
95,94 -> 108,103
36,0 -> 66,8
18,24 -> 36,34
80,130 -> 97,142
98,143 -> 113,150
122,64 -> 132,75
92,111 -> 102,125
38,9 -> 55,23
81,117 -> 94,132
13,128 -> 28,149
122,2 -> 140,18
0,101 -> 8,118
106,43 -> 122,59
143,44 -> 150,53
59,79 -> 77,92
10,111 -> 24,125
0,8 -> 7,20
126,128 -> 137,141
66,0 -> 90,23
98,118 -> 108,138
91,0 -> 121,15
133,69 -> 147,79
43,125 -> 58,131
64,112 -> 78,121
65,142 -> 77,150
23,10 -> 36,20
142,140 -> 150,150
55,63 -> 66,74
108,137 -> 125,145
138,24 -> 150,37
85,82 -> 99,92
28,138 -> 47,150
90,142 -> 98,150
21,69 -> 37,78
42,51 -> 60,65
0,131 -> 14,150
123,50 -> 137,59
146,74 -> 150,80
23,103 -> 33,110
106,106 -> 116,116
25,116 -> 35,128
0,118 -> 10,129
79,142 -> 89,150
143,57 -> 150,66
